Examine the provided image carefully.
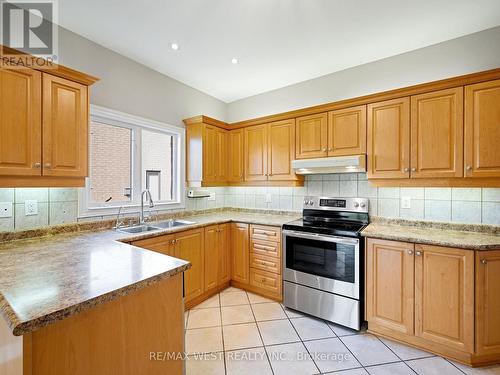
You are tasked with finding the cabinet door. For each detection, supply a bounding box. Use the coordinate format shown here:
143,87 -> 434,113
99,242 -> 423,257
218,223 -> 231,284
174,229 -> 205,303
367,98 -> 410,179
42,74 -> 88,177
244,124 -> 268,181
476,251 -> 500,355
295,113 -> 328,159
231,223 -> 249,284
203,125 -> 218,183
410,88 -> 464,178
268,119 -> 297,181
415,244 -> 474,353
228,129 -> 244,182
465,79 -> 500,178
0,67 -> 42,176
328,105 -> 366,156
204,225 -> 219,291
366,238 -> 415,335
132,234 -> 175,256
216,129 -> 228,182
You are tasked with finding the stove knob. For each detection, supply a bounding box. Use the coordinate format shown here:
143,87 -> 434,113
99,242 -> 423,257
360,202 -> 366,208
309,200 -> 314,205
354,202 -> 360,208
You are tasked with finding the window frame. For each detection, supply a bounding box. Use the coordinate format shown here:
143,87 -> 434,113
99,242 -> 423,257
78,105 -> 185,219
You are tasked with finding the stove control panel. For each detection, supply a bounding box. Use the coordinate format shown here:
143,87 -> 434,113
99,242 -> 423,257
303,196 -> 369,213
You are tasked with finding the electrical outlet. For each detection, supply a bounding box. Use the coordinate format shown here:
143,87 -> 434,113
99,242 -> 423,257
25,200 -> 38,216
0,202 -> 13,218
265,193 -> 272,203
401,197 -> 411,209
208,192 -> 216,201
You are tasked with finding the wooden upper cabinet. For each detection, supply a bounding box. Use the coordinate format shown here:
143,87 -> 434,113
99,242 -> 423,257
244,124 -> 268,181
42,74 -> 88,177
0,67 -> 42,176
203,125 -> 218,183
295,113 -> 328,159
174,228 -> 205,303
465,79 -> 500,178
366,238 -> 415,336
228,129 -> 244,182
231,223 -> 249,284
328,105 -> 366,156
218,223 -> 231,285
410,88 -> 464,178
216,128 -> 228,182
476,250 -> 500,355
414,244 -> 474,353
268,119 -> 297,181
367,97 -> 410,179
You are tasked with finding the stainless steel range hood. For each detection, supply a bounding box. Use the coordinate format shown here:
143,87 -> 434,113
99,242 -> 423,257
292,155 -> 366,174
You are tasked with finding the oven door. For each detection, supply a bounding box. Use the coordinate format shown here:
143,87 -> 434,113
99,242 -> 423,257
283,230 -> 360,299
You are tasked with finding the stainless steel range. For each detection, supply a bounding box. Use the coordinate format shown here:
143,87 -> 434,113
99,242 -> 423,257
282,196 -> 369,330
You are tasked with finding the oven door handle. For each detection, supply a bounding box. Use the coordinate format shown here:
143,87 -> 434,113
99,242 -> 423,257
282,230 -> 359,245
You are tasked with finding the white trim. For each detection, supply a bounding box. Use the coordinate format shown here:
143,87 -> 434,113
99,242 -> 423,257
78,105 -> 185,219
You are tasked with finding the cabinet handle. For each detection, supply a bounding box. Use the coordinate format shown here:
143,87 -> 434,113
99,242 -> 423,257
44,163 -> 51,169
481,259 -> 487,265
403,167 -> 409,173
466,165 -> 472,171
407,250 -> 413,255
261,278 -> 266,283
322,148 -> 327,152
411,168 -> 416,172
33,162 -> 41,168
416,251 -> 422,256
328,147 -> 333,151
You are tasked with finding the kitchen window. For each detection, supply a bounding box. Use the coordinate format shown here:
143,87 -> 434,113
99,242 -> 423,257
79,105 -> 185,218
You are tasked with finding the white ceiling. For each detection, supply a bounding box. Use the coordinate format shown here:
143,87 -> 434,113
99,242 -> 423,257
58,0 -> 500,103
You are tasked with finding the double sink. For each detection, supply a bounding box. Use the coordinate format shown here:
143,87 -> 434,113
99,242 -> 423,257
117,219 -> 196,234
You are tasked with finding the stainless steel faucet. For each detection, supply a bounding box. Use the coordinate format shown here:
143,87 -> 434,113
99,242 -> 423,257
140,189 -> 155,224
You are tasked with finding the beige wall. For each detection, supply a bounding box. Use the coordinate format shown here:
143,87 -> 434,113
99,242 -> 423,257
226,26 -> 500,123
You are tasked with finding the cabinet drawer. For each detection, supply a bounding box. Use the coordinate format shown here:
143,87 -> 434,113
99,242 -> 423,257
251,239 -> 281,258
250,268 -> 282,295
250,225 -> 281,242
250,253 -> 281,274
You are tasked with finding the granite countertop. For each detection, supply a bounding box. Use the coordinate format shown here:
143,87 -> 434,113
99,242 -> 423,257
362,217 -> 500,250
0,210 -> 299,336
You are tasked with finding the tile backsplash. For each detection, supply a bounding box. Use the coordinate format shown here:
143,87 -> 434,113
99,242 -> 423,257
0,173 -> 499,232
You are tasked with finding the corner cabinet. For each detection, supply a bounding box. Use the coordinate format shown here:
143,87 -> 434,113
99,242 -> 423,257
366,237 -> 500,366
231,222 -> 250,284
0,63 -> 97,187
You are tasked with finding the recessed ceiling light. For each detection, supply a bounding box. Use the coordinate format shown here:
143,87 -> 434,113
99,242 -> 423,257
170,43 -> 179,50
231,58 -> 238,64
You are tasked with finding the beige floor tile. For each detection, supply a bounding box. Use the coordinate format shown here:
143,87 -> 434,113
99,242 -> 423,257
247,292 -> 275,304
220,291 -> 249,306
341,334 -> 399,366
187,307 -> 221,329
380,337 -> 434,360
251,302 -> 287,321
221,286 -> 245,293
185,326 -> 223,354
366,362 -> 414,375
257,319 -> 300,346
186,353 -> 225,375
192,294 -> 220,309
323,369 -> 368,375
406,357 -> 464,375
327,322 -> 359,337
223,322 -> 263,351
305,337 -> 361,373
266,342 -> 319,375
449,360 -> 500,374
221,304 -> 255,325
290,316 -> 336,341
225,347 -> 273,375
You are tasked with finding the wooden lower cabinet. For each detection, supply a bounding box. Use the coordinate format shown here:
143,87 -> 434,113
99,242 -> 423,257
218,224 -> 231,284
231,223 -> 250,284
204,225 -> 219,291
250,268 -> 281,296
366,237 -> 500,366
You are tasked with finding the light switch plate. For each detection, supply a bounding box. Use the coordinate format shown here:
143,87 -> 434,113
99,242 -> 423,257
265,193 -> 272,203
0,202 -> 13,218
401,197 -> 411,209
25,200 -> 38,216
208,192 -> 216,201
